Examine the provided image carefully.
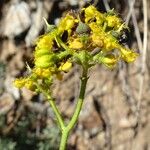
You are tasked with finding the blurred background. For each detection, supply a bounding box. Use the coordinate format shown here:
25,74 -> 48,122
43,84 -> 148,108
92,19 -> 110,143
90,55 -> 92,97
0,0 -> 149,149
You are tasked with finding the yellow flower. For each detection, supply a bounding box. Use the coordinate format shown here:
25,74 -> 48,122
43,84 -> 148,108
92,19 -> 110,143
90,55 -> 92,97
83,6 -> 104,25
36,34 -> 53,50
14,78 -> 36,91
106,15 -> 122,29
89,22 -> 118,50
103,37 -> 118,50
42,69 -> 52,78
24,79 -> 35,91
83,5 -> 97,16
91,33 -> 103,48
120,48 -> 139,62
33,68 -> 42,77
68,38 -> 84,49
88,22 -> 99,32
13,78 -> 26,88
100,54 -> 118,68
59,61 -> 72,72
58,14 -> 77,34
33,68 -> 52,78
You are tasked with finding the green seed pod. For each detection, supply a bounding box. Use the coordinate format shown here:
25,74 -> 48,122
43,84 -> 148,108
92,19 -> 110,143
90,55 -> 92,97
35,55 -> 54,68
76,22 -> 90,35
34,48 -> 50,58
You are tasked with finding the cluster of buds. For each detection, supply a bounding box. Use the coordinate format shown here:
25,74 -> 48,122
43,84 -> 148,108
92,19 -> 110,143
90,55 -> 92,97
14,5 -> 138,91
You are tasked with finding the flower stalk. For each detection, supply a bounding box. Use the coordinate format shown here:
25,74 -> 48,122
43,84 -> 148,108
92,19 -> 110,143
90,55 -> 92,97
59,67 -> 88,150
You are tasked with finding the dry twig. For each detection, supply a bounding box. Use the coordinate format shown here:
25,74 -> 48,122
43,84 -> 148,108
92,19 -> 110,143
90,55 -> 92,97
126,0 -> 143,52
136,0 -> 148,130
102,0 -> 110,11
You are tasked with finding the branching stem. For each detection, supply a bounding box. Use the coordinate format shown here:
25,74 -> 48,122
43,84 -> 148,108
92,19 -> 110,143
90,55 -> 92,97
59,67 -> 88,150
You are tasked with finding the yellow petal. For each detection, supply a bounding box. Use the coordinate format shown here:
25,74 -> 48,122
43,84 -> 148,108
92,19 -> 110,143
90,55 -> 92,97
120,48 -> 139,62
36,35 -> 53,50
69,38 -> 84,49
24,80 -> 35,91
41,69 -> 52,78
13,78 -> 26,88
91,34 -> 103,47
106,15 -> 122,28
58,14 -> 76,33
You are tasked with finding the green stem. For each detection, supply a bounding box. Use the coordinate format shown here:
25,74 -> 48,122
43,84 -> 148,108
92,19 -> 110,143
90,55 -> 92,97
58,50 -> 70,60
67,68 -> 88,131
35,83 -> 65,131
59,68 -> 88,150
47,98 -> 65,131
59,129 -> 68,150
56,36 -> 73,54
38,70 -> 88,150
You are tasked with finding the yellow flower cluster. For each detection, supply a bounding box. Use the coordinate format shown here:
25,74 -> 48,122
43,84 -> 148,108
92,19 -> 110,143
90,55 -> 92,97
14,77 -> 36,91
58,14 -> 78,35
14,5 -> 138,91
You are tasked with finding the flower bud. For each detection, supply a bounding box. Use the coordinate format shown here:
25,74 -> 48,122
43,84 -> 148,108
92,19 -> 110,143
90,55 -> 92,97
99,54 -> 118,68
59,61 -> 72,72
34,48 -> 50,58
43,18 -> 56,33
76,22 -> 90,35
35,55 -> 55,68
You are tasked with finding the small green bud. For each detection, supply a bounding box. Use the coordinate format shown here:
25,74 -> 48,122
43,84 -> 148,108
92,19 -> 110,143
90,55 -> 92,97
99,54 -> 118,68
76,22 -> 90,34
59,61 -> 72,72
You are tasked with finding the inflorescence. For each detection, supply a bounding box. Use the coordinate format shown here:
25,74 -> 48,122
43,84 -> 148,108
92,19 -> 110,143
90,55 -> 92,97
14,5 -> 138,92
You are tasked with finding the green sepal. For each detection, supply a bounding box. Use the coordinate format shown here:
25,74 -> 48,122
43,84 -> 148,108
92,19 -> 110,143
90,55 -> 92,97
73,51 -> 92,68
43,17 -> 57,33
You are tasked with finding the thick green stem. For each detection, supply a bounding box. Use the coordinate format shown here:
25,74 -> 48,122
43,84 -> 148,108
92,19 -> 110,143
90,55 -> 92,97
59,68 -> 88,150
59,129 -> 69,150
